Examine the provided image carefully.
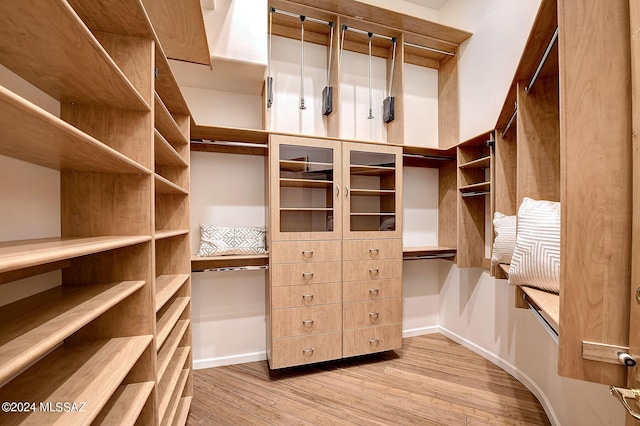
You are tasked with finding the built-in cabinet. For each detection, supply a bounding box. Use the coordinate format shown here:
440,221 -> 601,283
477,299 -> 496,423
0,0 -> 201,424
267,135 -> 402,369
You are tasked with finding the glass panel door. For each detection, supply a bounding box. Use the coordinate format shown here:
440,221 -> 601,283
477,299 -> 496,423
343,143 -> 402,239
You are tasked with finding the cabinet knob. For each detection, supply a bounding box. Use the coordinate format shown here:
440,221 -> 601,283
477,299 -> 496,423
302,272 -> 314,280
369,268 -> 379,277
345,185 -> 349,196
369,311 -> 379,319
336,184 -> 340,196
302,319 -> 315,325
369,288 -> 379,297
302,250 -> 314,258
302,348 -> 315,354
369,339 -> 379,345
302,294 -> 314,301
369,248 -> 379,257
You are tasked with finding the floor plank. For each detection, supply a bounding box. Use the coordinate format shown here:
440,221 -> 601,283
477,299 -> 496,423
188,333 -> 550,425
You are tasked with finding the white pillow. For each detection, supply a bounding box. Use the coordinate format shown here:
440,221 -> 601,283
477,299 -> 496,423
491,212 -> 516,266
508,198 -> 561,293
197,225 -> 267,256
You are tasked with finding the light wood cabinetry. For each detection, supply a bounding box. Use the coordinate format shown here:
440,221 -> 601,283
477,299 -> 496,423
267,135 -> 402,369
0,0 -> 197,424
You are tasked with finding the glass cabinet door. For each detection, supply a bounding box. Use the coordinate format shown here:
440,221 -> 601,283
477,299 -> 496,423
270,135 -> 342,240
342,142 -> 402,239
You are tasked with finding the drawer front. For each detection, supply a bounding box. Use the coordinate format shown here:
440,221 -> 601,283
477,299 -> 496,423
343,239 -> 402,261
271,261 -> 342,286
272,304 -> 342,338
343,324 -> 402,358
343,298 -> 402,329
271,240 -> 341,264
272,282 -> 342,309
343,279 -> 402,302
270,332 -> 342,369
343,259 -> 402,282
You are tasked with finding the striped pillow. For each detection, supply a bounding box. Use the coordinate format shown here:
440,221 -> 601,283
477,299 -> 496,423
197,225 -> 267,256
508,198 -> 561,293
491,212 -> 516,266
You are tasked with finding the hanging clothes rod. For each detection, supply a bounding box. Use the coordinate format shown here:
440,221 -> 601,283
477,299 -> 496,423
523,293 -> 559,344
404,41 -> 455,57
525,27 -> 558,95
271,8 -> 333,26
196,140 -> 267,149
402,153 -> 456,161
343,25 -> 394,41
461,191 -> 490,198
197,265 -> 269,273
501,102 -> 517,137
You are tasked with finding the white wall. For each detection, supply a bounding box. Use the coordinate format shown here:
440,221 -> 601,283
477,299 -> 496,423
404,64 -> 439,147
357,0 -> 440,22
439,0 -> 541,141
0,65 -> 62,307
182,86 -> 263,129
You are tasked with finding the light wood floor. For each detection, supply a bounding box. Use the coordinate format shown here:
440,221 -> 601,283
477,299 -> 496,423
187,334 -> 550,425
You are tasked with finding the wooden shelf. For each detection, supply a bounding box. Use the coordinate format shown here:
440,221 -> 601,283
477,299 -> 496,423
158,346 -> 190,421
162,368 -> 190,426
157,297 -> 190,348
280,208 -> 333,211
521,286 -> 560,330
92,381 -> 154,426
0,86 -> 151,174
155,44 -> 191,116
155,230 -> 189,240
281,160 -> 333,169
156,274 -> 190,312
350,189 -> 396,196
0,0 -> 149,111
0,335 -> 152,424
280,178 -> 333,188
0,236 -> 151,275
499,264 -> 510,276
155,174 -> 188,195
191,124 -> 269,145
173,396 -> 193,426
0,280 -> 145,385
459,182 -> 491,193
350,165 -> 396,176
350,212 -> 396,216
155,129 -> 188,167
155,93 -> 188,146
191,254 -> 269,271
403,246 -> 457,259
459,156 -> 491,169
157,320 -> 190,382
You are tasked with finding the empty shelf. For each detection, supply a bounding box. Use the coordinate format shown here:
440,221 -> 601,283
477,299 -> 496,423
92,381 -> 154,426
280,178 -> 333,188
459,182 -> 491,193
172,396 -> 193,426
0,335 -> 152,425
190,124 -> 269,145
459,155 -> 491,169
155,129 -> 188,167
403,246 -> 457,260
191,254 -> 269,271
157,320 -> 190,382
156,274 -> 190,312
0,236 -> 151,274
521,286 -> 560,330
0,0 -> 149,110
0,280 -> 145,385
155,230 -> 189,240
155,44 -> 191,116
158,347 -> 190,421
161,368 -> 190,426
0,86 -> 151,174
155,174 -> 188,195
156,297 -> 190,348
350,189 -> 396,196
155,93 -> 188,146
499,264 -> 510,276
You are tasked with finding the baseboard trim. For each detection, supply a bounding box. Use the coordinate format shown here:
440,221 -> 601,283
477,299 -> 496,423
194,351 -> 267,370
438,326 -> 560,426
402,325 -> 440,338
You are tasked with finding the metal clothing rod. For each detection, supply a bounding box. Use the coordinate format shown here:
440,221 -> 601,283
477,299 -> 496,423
198,265 -> 269,273
367,32 -> 374,119
461,191 -> 490,198
403,254 -> 456,260
327,22 -> 334,85
524,293 -> 559,344
271,8 -> 331,26
525,27 -> 558,94
388,38 -> 397,96
196,140 -> 267,149
299,16 -> 306,110
501,102 -> 517,137
343,25 -> 393,41
402,153 -> 456,161
404,41 -> 455,57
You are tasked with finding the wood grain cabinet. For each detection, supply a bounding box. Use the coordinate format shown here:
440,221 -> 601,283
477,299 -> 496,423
267,134 -> 402,369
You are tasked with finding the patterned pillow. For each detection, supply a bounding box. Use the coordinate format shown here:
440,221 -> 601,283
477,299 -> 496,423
491,212 -> 516,266
508,198 -> 561,293
197,225 -> 267,256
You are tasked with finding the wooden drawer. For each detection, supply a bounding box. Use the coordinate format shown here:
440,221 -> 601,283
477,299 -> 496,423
343,259 -> 402,282
343,324 -> 402,358
271,240 -> 341,264
272,282 -> 342,309
270,332 -> 342,369
271,261 -> 342,286
343,298 -> 402,329
272,304 -> 342,338
343,239 -> 402,261
343,279 -> 402,302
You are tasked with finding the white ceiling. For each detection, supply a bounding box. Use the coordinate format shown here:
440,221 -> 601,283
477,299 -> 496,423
401,0 -> 449,10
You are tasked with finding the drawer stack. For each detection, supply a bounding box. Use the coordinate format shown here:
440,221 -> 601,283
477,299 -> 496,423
269,240 -> 343,369
342,239 -> 403,357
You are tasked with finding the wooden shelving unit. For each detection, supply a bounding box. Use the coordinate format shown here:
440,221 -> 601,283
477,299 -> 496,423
0,0 -> 196,423
191,254 -> 270,271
